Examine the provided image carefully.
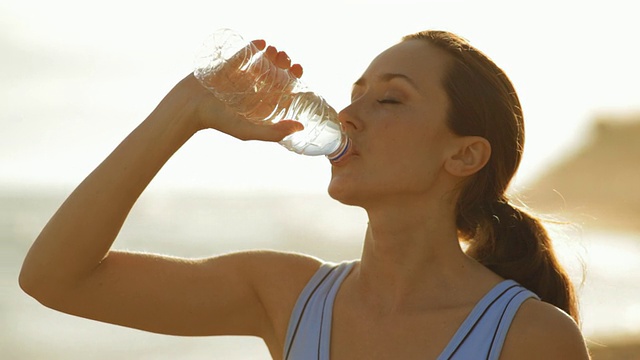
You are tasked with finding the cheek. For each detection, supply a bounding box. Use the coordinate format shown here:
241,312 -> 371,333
382,135 -> 447,186
387,156 -> 439,189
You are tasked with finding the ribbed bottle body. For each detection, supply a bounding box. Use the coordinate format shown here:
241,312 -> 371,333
194,29 -> 349,159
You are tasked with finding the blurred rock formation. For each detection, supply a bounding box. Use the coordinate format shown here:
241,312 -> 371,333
523,113 -> 640,232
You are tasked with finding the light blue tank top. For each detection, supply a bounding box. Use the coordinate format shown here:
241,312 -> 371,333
283,261 -> 540,360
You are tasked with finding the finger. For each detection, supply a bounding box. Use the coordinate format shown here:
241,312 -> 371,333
275,51 -> 292,69
267,120 -> 304,141
271,120 -> 304,138
289,63 -> 303,78
250,39 -> 266,51
235,119 -> 304,142
264,45 -> 278,62
257,120 -> 303,142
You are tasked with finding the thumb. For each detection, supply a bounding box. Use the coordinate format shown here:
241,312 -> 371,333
237,120 -> 303,142
264,120 -> 304,142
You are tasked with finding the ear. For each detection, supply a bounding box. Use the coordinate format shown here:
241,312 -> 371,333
444,136 -> 491,177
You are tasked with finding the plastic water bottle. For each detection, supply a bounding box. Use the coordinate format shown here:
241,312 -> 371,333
193,29 -> 350,161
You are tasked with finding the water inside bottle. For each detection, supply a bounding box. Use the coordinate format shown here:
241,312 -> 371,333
278,92 -> 344,156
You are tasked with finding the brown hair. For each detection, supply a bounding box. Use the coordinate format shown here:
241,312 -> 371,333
403,31 -> 579,323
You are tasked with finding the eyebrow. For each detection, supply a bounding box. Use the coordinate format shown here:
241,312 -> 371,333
353,73 -> 420,91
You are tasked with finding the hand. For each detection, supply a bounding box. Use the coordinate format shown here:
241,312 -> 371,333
185,40 -> 304,142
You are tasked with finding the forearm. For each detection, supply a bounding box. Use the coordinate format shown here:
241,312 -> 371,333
20,78 -> 202,298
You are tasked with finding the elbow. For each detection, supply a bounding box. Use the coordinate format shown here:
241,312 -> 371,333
19,252 -> 95,311
19,262 -> 44,301
18,259 -> 60,307
19,269 -> 71,314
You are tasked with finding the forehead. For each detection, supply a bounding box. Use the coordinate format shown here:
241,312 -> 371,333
360,39 -> 450,92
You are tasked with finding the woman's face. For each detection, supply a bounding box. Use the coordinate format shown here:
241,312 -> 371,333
328,39 -> 460,207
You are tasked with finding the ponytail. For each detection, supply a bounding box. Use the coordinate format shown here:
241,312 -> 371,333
460,199 -> 579,323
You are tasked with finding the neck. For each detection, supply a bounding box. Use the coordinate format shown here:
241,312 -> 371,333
352,195 -> 481,311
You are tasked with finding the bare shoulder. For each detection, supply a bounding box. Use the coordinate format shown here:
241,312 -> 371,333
234,251 -> 323,320
500,299 -> 590,360
229,250 -> 323,354
236,249 -> 324,290
223,249 -> 323,303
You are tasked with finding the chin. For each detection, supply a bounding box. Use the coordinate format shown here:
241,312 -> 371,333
327,178 -> 364,207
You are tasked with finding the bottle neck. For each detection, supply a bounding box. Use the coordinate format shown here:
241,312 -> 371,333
326,136 -> 351,161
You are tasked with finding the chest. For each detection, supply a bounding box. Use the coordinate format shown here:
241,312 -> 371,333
330,302 -> 474,360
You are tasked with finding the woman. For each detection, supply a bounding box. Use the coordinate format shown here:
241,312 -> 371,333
20,30 -> 590,359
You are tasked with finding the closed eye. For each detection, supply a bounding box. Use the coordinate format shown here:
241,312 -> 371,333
377,99 -> 401,104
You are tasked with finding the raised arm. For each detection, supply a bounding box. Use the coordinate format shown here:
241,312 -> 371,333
19,43 -> 321,355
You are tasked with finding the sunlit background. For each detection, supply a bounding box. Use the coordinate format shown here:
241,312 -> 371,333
3,0 -> 638,193
2,0 -> 639,359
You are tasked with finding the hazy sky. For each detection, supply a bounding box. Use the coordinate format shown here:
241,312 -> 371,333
1,0 -> 638,194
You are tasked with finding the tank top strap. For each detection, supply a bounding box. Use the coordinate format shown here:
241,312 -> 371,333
486,287 -> 540,360
437,280 -> 540,360
283,260 -> 357,360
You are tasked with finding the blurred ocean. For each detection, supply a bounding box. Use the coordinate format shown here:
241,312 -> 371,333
2,188 -> 639,359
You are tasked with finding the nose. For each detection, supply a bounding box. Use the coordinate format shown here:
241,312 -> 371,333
338,102 -> 363,133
